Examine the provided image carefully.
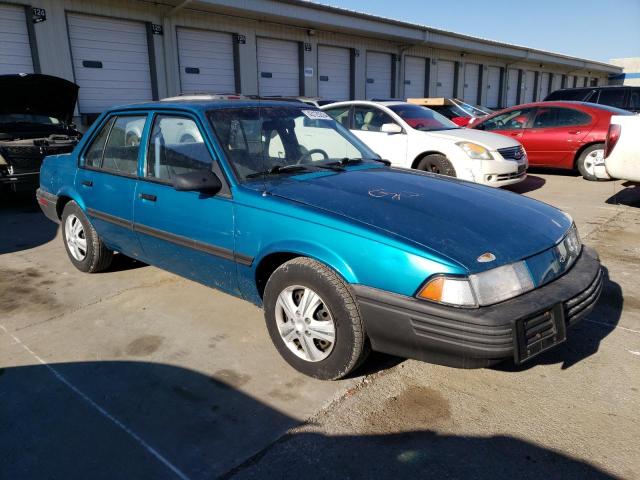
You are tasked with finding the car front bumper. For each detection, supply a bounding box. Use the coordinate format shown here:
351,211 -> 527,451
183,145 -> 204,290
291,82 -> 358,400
459,156 -> 528,187
353,246 -> 602,368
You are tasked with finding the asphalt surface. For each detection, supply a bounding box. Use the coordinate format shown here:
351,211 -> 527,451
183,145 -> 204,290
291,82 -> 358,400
1,171 -> 639,479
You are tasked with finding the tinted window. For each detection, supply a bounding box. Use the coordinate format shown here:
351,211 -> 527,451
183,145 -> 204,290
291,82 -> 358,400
532,107 -> 591,128
84,117 -> 115,168
597,89 -> 627,109
353,106 -> 396,132
478,109 -> 533,131
629,90 -> 640,111
146,115 -> 213,183
101,116 -> 146,176
544,88 -> 590,101
324,106 -> 350,128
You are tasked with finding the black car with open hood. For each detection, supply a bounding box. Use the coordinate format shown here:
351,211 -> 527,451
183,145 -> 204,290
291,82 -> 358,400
0,74 -> 82,191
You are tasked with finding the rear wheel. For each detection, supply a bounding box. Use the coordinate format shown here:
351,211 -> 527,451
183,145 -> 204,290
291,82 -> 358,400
417,154 -> 457,177
61,201 -> 113,273
577,143 -> 604,181
263,257 -> 369,380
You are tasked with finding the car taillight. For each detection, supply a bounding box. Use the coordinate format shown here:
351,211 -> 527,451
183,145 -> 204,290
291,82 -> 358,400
604,123 -> 621,158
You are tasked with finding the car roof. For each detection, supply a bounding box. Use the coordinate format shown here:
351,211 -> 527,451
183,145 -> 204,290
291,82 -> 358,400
321,100 -> 407,108
499,100 -> 609,110
104,98 -> 312,112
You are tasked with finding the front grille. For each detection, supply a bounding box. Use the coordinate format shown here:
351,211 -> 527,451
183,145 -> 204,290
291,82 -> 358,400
0,144 -> 74,174
498,145 -> 525,161
495,170 -> 526,181
515,305 -> 566,363
564,267 -> 603,325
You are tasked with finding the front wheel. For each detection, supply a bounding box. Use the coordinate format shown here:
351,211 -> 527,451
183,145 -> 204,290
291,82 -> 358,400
577,143 -> 604,181
61,201 -> 113,273
416,154 -> 457,177
263,257 -> 369,380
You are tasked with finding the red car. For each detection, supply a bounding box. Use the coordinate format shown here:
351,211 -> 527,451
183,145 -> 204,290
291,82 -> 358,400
471,101 -> 632,180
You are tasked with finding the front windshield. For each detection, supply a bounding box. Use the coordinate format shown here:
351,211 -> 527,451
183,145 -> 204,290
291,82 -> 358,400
388,104 -> 459,131
0,113 -> 61,125
208,106 -> 379,181
454,101 -> 492,116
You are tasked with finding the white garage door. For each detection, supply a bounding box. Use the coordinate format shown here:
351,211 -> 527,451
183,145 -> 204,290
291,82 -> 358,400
317,45 -> 350,101
523,70 -> 536,103
366,51 -> 392,99
552,74 -> 562,92
257,38 -> 299,97
506,69 -> 519,106
0,4 -> 33,74
177,28 -> 235,95
68,14 -> 153,113
566,75 -> 576,88
539,72 -> 551,100
435,60 -> 455,97
403,56 -> 425,99
463,63 -> 480,104
486,66 -> 501,108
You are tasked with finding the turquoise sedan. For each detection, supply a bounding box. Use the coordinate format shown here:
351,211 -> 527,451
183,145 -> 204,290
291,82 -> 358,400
37,98 -> 603,379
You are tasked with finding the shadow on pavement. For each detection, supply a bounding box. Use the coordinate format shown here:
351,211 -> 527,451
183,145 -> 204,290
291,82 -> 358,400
496,267 -> 622,372
503,174 -> 546,194
527,167 -> 581,178
0,360 -> 616,479
606,182 -> 640,207
0,191 -> 57,254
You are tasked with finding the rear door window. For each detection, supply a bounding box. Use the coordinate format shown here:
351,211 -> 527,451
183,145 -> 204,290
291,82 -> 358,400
597,89 -> 627,109
84,117 -> 115,168
532,107 -> 591,128
101,116 -> 147,176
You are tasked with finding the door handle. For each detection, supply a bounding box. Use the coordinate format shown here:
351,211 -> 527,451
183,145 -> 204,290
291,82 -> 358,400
81,180 -> 93,187
139,193 -> 157,202
568,130 -> 581,135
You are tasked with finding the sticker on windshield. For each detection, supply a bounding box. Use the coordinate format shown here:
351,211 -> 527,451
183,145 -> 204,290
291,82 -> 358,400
302,110 -> 332,120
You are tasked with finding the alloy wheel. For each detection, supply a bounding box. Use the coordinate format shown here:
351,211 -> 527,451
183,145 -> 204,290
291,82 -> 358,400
65,214 -> 87,261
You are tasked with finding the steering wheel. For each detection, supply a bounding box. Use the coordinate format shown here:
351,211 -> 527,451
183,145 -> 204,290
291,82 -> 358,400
298,148 -> 329,164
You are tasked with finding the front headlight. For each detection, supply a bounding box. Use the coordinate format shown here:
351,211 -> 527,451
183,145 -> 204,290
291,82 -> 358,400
456,141 -> 494,160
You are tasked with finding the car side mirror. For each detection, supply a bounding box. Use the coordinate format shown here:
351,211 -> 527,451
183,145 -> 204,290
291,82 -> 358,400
173,170 -> 222,195
381,123 -> 403,134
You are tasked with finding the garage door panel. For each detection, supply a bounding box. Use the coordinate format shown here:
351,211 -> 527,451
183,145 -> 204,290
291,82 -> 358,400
177,28 -> 235,94
539,72 -> 550,99
404,56 -> 425,99
257,38 -> 300,97
366,51 -> 392,99
463,63 -> 480,104
436,60 -> 455,98
0,5 -> 34,74
318,45 -> 350,100
506,69 -> 519,106
68,13 -> 153,113
523,70 -> 535,103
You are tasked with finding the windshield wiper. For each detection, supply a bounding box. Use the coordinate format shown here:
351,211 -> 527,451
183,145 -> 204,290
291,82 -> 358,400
245,164 -> 310,179
338,157 -> 391,166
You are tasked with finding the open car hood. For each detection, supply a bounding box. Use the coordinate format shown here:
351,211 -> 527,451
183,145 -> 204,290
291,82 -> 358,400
0,74 -> 78,124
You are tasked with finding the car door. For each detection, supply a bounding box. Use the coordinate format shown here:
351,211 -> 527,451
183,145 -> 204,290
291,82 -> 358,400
522,107 -> 592,167
349,105 -> 408,164
133,112 -> 238,295
75,113 -> 148,258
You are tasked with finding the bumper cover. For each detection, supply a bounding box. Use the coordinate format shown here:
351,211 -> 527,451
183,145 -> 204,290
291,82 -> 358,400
36,188 -> 60,223
353,246 -> 602,368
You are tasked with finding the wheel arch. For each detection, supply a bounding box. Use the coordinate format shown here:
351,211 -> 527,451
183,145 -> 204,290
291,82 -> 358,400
55,188 -> 86,219
411,151 -> 448,170
253,244 -> 357,300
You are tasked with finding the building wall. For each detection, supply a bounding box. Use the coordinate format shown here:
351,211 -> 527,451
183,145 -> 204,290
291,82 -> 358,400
609,57 -> 640,86
4,0 -> 614,126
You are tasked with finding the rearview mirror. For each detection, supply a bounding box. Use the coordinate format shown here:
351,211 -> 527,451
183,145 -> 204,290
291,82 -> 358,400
173,170 -> 222,195
381,123 -> 403,134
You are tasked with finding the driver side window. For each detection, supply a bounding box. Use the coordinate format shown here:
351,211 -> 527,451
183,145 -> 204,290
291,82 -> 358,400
353,106 -> 396,132
479,109 -> 532,131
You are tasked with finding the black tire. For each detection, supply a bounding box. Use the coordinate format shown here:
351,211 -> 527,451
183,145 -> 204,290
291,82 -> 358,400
61,201 -> 113,273
576,143 -> 604,181
263,257 -> 370,380
417,154 -> 457,177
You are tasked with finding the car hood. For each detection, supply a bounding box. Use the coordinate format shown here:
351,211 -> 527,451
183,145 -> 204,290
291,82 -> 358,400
0,74 -> 79,124
426,127 -> 520,150
261,167 -> 571,273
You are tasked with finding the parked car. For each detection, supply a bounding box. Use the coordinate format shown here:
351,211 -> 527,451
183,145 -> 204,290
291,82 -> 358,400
0,74 -> 82,192
470,101 -> 633,180
544,86 -> 640,113
321,100 -> 526,187
263,96 -> 339,108
596,115 -> 640,182
407,98 -> 493,126
37,99 -> 602,380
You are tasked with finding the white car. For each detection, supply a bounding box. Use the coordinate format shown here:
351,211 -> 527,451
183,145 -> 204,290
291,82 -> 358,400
321,101 -> 527,187
595,115 -> 640,182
